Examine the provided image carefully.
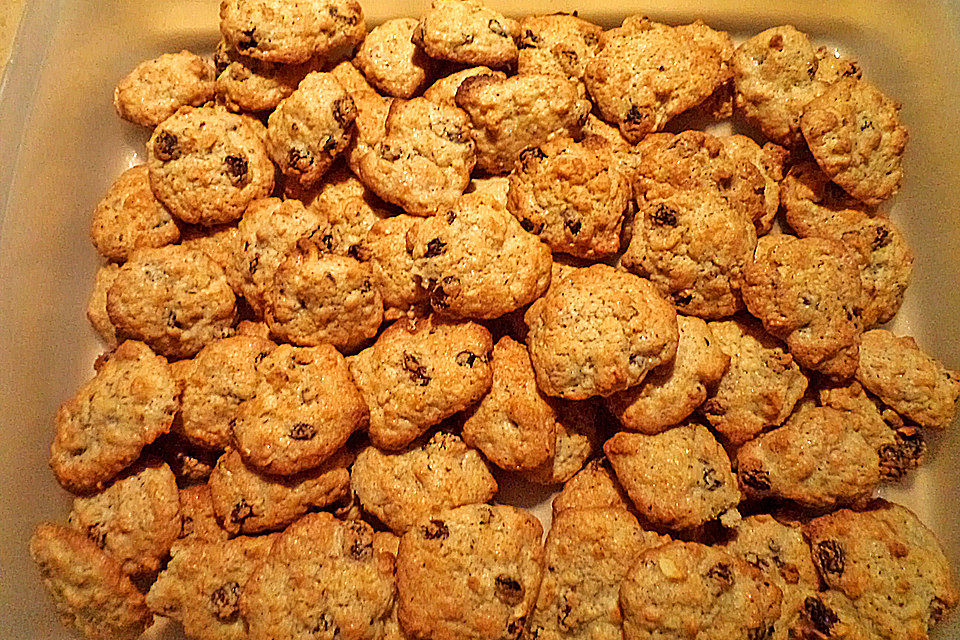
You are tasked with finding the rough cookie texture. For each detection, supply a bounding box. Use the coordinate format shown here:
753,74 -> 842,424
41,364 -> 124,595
352,431 -> 498,534
524,264 -> 678,400
397,504 -> 544,640
355,18 -> 434,98
519,399 -> 599,486
358,215 -> 427,317
215,40 -> 324,113
147,105 -> 275,226
87,264 -> 120,347
409,193 -> 553,319
413,0 -> 520,68
742,234 -> 863,380
346,93 -> 393,174
605,424 -> 740,531
551,458 -> 632,518
348,316 -> 493,450
517,14 -> 602,92
114,50 -> 215,128
423,66 -> 505,107
721,135 -> 787,235
176,484 -> 230,546
50,340 -> 178,494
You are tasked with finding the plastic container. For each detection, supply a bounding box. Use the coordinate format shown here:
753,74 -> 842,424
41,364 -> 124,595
1,1 -> 959,638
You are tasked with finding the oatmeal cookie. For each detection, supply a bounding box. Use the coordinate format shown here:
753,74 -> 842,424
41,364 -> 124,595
345,93 -> 393,175
517,14 -> 602,92
147,105 -> 274,226
176,484 -> 230,546
519,399 -> 599,486
551,458 -> 632,518
396,504 -> 544,640
215,40 -> 324,113
524,264 -> 678,400
50,340 -> 178,494
358,215 -> 428,317
87,264 -> 120,347
114,50 -> 215,128
721,135 -> 787,235
605,423 -> 740,531
178,222 -> 245,293
412,0 -> 520,68
355,18 -> 435,98
423,66 -> 506,107
465,176 -> 510,206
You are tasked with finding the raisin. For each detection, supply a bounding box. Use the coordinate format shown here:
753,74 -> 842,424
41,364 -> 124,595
456,350 -> 483,367
288,148 -> 314,172
740,468 -> 771,492
519,146 -> 547,170
558,50 -> 578,67
700,466 -> 722,491
424,238 -> 447,257
815,540 -> 845,577
519,218 -> 543,234
229,499 -> 253,525
872,226 -> 891,250
803,596 -> 839,635
489,19 -> 508,37
210,581 -> 241,621
562,210 -> 582,235
443,127 -> 468,144
333,97 -> 354,127
446,210 -> 457,224
842,62 -> 861,78
519,30 -> 540,49
583,32 -> 599,47
650,204 -> 678,226
422,519 -> 449,540
154,131 -> 180,161
625,104 -> 649,125
289,422 -> 316,440
879,427 -> 925,480
224,155 -> 248,183
769,34 -> 784,49
329,5 -> 358,25
402,352 -> 431,386
431,276 -> 459,309
495,575 -> 525,606
706,562 -> 734,591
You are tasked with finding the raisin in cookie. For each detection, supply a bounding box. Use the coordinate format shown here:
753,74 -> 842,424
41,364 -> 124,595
90,165 -> 180,262
551,458 -> 633,518
346,93 -> 393,174
516,14 -> 602,93
232,343 -> 368,475
605,423 -> 740,531
176,484 -> 230,546
352,431 -> 498,534
412,0 -> 520,68
215,40 -> 324,113
87,264 -> 120,347
147,105 -> 274,226
358,215 -> 428,318
423,66 -> 506,107
114,50 -> 215,128
506,135 -> 630,259
397,504 -> 544,640
524,264 -> 678,400
50,340 -> 178,494
409,193 -> 553,320
355,18 -> 435,98
348,316 -> 493,450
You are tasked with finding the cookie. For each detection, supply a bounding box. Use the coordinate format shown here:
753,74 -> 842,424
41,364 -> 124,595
352,430 -> 498,534
346,93 -> 393,175
742,234 -> 863,380
526,507 -> 665,640
354,18 -> 435,98
408,192 -> 553,319
465,176 -> 510,206
412,0 -> 520,68
87,264 -> 120,347
177,332 -> 276,450
147,105 -> 275,226
348,315 -> 494,450
146,533 -> 276,640
358,215 -> 428,318
455,72 -> 591,175
114,50 -> 215,128
780,162 -> 913,327
855,329 -> 960,429
551,458 -> 633,518
176,484 -> 230,546
220,0 -> 366,64
800,78 -> 908,206
355,97 -> 476,216
208,448 -> 352,535
804,501 -> 958,640
524,264 -> 678,400
329,59 -> 378,100
721,135 -> 788,235
107,244 -> 237,359
266,71 -> 357,189
90,165 -> 180,262
579,113 -> 631,149
30,523 -> 153,640
732,26 -> 861,148
519,399 -> 599,486
231,343 -> 368,475
396,504 -> 544,640
50,340 -> 178,494
736,404 -> 880,509
178,221 -> 245,293
584,17 -> 734,143
67,459 -> 181,579
215,40 -> 324,113
701,318 -> 808,446
619,540 -> 782,640
506,135 -> 631,259
423,66 -> 506,107
604,423 -> 740,531
241,513 -> 396,640
605,315 -> 729,434
516,14 -> 602,93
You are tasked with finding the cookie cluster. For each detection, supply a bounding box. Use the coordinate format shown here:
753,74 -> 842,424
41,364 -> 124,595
30,2 -> 960,640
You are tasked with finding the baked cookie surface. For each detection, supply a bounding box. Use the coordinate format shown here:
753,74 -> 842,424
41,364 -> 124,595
354,18 -> 434,98
114,50 -> 215,128
413,0 -> 520,68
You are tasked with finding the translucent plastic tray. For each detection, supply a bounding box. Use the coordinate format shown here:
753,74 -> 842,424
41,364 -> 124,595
2,1 -> 959,638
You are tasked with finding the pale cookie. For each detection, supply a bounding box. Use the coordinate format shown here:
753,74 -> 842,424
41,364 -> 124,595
355,18 -> 435,98
50,340 -> 178,494
519,399 -> 599,485
742,234 -> 863,380
178,222 -> 245,293
584,17 -> 734,142
352,431 -> 498,534
736,404 -> 880,509
606,315 -> 729,435
551,458 -> 632,518
176,484 -> 230,546
87,264 -> 120,347
619,541 -> 782,640
215,40 -> 324,113
455,73 -> 591,175
397,504 -> 544,640
580,113 -> 631,149
412,0 -> 520,68
524,264 -> 678,400
146,533 -> 276,640
465,176 -> 510,207
267,71 -> 357,189
90,165 -> 180,262
356,97 -> 476,216
800,78 -> 908,206
147,105 -> 275,226
241,513 -> 396,640
605,423 -> 740,531
358,215 -> 428,317
346,93 -> 393,174
702,318 -> 808,446
107,244 -> 237,359
232,343 -> 368,475
423,66 -> 506,107
721,135 -> 787,235
856,329 -> 960,430
30,523 -> 153,640
348,316 -> 493,450
68,460 -> 181,579
220,0 -> 366,64
114,50 -> 215,128
409,193 -> 553,319
517,14 -> 602,92
527,508 -> 664,640
506,135 -> 631,259
329,59 -> 378,100
804,501 -> 959,640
